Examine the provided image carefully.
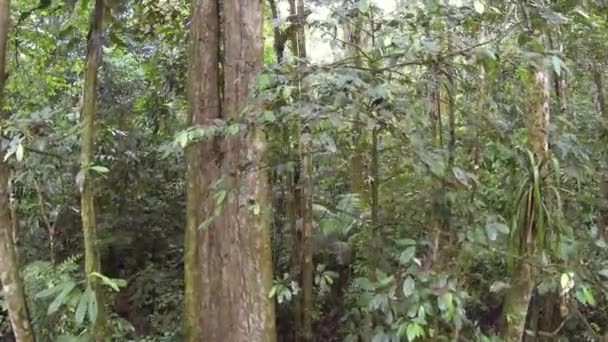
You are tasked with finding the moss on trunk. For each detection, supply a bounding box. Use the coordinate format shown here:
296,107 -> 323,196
80,0 -> 107,338
501,64 -> 550,342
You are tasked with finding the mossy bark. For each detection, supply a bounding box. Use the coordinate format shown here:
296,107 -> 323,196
80,0 -> 107,338
501,65 -> 550,342
185,0 -> 276,340
0,0 -> 35,340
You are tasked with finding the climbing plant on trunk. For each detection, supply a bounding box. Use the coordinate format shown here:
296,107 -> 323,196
501,40 -> 552,342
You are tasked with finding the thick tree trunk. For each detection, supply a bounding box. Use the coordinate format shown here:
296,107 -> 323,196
501,65 -> 550,342
0,1 -> 35,340
185,0 -> 276,340
80,0 -> 106,339
184,0 -> 220,339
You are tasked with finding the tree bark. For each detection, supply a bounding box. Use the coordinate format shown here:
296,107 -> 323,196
80,0 -> 107,339
0,0 -> 35,340
184,0 -> 220,339
268,0 -> 285,64
347,12 -> 365,197
185,0 -> 276,340
501,63 -> 550,342
288,0 -> 313,339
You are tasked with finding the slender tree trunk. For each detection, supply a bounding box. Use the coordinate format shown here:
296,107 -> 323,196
593,67 -> 607,120
369,127 -> 379,280
501,62 -> 550,342
287,168 -> 302,340
347,12 -> 365,197
288,1 -> 313,339
301,136 -> 313,341
429,66 -> 443,264
185,0 -> 276,340
80,0 -> 107,339
0,1 -> 35,341
268,0 -> 285,64
268,1 -> 305,338
591,65 -> 608,342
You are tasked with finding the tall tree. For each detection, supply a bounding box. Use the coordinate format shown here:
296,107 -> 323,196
185,0 -> 276,340
79,0 -> 107,338
288,0 -> 314,340
0,0 -> 35,340
501,44 -> 551,342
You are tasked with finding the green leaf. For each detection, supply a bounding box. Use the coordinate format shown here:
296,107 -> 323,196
397,323 -> 408,337
437,292 -> 453,312
560,272 -> 574,290
473,0 -> 485,14
333,92 -> 348,109
227,124 -> 240,136
262,111 -> 276,123
396,239 -> 416,247
485,222 -> 509,241
489,281 -> 510,293
199,216 -> 215,230
406,323 -> 424,341
75,291 -> 89,325
403,276 -> 415,297
175,131 -> 189,148
15,144 -> 24,162
251,203 -> 261,216
90,165 -> 109,174
90,272 -> 126,292
552,56 -> 561,76
268,285 -> 277,299
399,246 -> 416,265
357,0 -> 369,13
214,190 -> 227,206
583,287 -> 596,306
256,73 -> 274,90
79,0 -> 90,13
36,284 -> 64,299
48,281 -> 76,314
86,287 -> 98,324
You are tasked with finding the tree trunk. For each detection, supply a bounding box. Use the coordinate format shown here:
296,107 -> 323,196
593,67 -> 607,121
185,0 -> 276,340
288,0 -> 313,339
501,63 -> 550,342
80,0 -> 107,339
268,0 -> 285,64
0,0 -> 35,340
347,12 -> 365,197
301,135 -> 313,341
183,0 -> 220,339
369,128 -> 379,280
